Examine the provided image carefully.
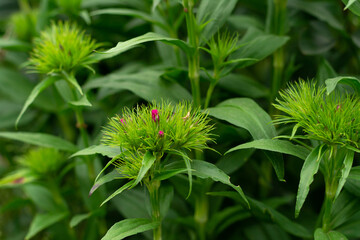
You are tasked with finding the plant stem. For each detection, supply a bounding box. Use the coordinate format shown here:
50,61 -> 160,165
147,179 -> 162,240
194,192 -> 209,240
184,0 -> 201,107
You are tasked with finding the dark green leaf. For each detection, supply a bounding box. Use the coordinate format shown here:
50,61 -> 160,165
90,170 -> 122,196
314,228 -> 348,240
132,151 -> 156,187
325,76 -> 360,95
16,76 -> 58,128
0,38 -> 32,51
342,0 -> 360,16
70,145 -> 121,159
335,151 -> 354,200
196,0 -> 237,43
70,213 -> 92,228
191,160 -> 249,208
0,132 -> 78,152
226,139 -> 310,160
101,218 -> 159,240
295,145 -> 327,218
101,180 -> 135,206
90,32 -> 193,61
26,211 -> 69,239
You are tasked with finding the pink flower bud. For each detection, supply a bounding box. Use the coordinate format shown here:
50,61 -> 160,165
152,109 -> 159,122
158,130 -> 164,137
120,118 -> 125,124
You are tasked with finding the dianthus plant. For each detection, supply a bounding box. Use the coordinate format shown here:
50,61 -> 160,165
274,80 -> 360,233
99,101 -> 213,240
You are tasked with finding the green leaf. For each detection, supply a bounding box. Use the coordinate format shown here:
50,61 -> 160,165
295,144 -> 327,218
0,169 -> 38,187
101,180 -> 135,206
25,211 -> 69,239
314,228 -> 348,240
335,151 -> 355,200
226,139 -> 310,160
288,0 -> 344,31
84,69 -> 191,102
70,213 -> 92,228
90,170 -> 121,196
91,8 -> 167,30
325,76 -> 360,95
225,28 -> 289,72
132,151 -> 156,188
0,132 -> 78,152
15,76 -> 58,128
68,94 -> 92,107
344,0 -> 358,9
0,38 -> 32,51
344,166 -> 360,197
62,71 -> 83,95
218,73 -> 269,98
90,32 -> 193,61
191,160 -> 249,208
159,185 -> 174,219
70,145 -> 121,158
342,0 -> 360,16
196,0 -> 238,43
153,168 -> 188,181
101,218 -> 159,240
208,98 -> 284,181
208,98 -> 276,139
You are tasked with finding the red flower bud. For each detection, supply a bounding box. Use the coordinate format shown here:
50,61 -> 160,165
152,109 -> 159,122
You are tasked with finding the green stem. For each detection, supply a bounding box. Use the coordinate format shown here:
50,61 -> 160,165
194,193 -> 208,240
147,180 -> 162,240
184,0 -> 201,107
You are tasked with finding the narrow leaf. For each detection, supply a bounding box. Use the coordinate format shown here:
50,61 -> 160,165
90,170 -> 121,196
132,151 -> 156,188
68,95 -> 92,107
295,145 -> 327,218
26,211 -> 69,239
90,32 -> 193,61
0,38 -> 32,51
345,0 -> 357,10
0,132 -> 78,152
70,145 -> 121,159
314,228 -> 348,240
70,213 -> 92,228
192,160 -> 249,208
101,180 -> 135,206
16,76 -> 58,128
226,139 -> 310,160
101,218 -> 159,240
335,151 -> 355,200
62,71 -> 83,95
325,76 -> 360,95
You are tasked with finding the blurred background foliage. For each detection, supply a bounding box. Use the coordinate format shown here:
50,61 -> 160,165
0,0 -> 360,239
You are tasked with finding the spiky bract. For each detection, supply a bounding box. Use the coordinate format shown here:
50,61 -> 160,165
28,21 -> 99,74
17,148 -> 65,176
102,101 -> 214,179
274,80 -> 360,148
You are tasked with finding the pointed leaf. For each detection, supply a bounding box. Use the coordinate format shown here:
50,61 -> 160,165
335,151 -> 355,200
314,228 -> 348,240
25,211 -> 69,239
16,76 -> 58,128
295,145 -> 327,218
70,145 -> 121,159
101,218 -> 159,240
226,139 -> 310,160
325,76 -> 360,95
68,94 -> 92,107
90,170 -> 122,196
101,180 -> 135,206
192,160 -> 249,208
70,213 -> 92,228
0,132 -> 78,152
62,71 -> 83,95
132,151 -> 156,187
0,169 -> 38,187
90,32 -> 193,61
0,38 -> 32,51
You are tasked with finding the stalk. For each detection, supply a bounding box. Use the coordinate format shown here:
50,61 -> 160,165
194,192 -> 209,240
321,146 -> 340,232
269,0 -> 287,111
148,180 -> 162,240
184,0 -> 201,107
204,68 -> 220,109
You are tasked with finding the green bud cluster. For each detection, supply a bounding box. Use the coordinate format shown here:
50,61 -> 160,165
274,80 -> 360,148
28,21 -> 99,75
17,148 -> 65,176
101,101 -> 214,179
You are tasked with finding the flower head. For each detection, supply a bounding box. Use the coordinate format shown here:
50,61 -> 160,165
102,101 -> 214,179
273,80 -> 360,148
152,109 -> 159,122
28,21 -> 100,75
